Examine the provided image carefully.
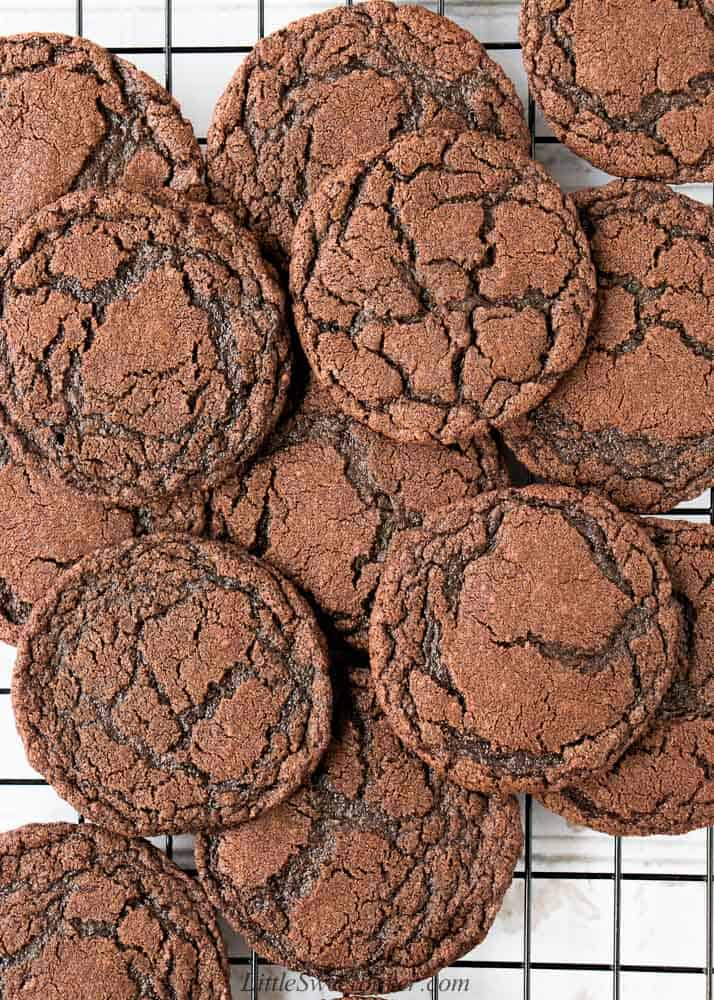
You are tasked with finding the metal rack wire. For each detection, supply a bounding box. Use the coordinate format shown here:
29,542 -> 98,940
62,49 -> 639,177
0,0 -> 712,996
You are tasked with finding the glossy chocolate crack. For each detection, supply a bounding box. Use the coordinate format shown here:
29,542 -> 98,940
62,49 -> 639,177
541,520 -> 714,836
291,129 -> 595,446
0,188 -> 290,504
12,535 -> 332,836
0,32 -> 205,253
207,0 -> 529,266
504,180 -> 714,512
0,432 -> 207,645
195,663 -> 522,994
369,485 -> 679,794
210,377 -> 505,649
520,0 -> 714,182
0,822 -> 231,999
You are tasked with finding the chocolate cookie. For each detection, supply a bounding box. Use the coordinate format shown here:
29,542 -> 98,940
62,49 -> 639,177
291,129 -> 595,446
0,188 -> 290,504
370,485 -> 679,794
195,662 -> 521,994
520,0 -> 714,182
504,181 -> 714,512
0,32 -> 204,253
541,519 -> 714,836
13,535 -> 332,836
0,435 -> 207,646
207,0 -> 529,266
211,377 -> 506,649
0,822 -> 231,999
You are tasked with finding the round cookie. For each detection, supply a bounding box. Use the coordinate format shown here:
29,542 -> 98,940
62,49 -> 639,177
0,32 -> 204,253
207,0 -> 530,266
0,435 -> 207,646
0,822 -> 230,999
520,0 -> 714,182
211,377 -> 506,649
291,129 -> 596,446
541,519 -> 714,836
0,189 -> 290,504
504,181 -> 714,512
370,485 -> 679,795
13,535 -> 332,836
195,662 -> 522,994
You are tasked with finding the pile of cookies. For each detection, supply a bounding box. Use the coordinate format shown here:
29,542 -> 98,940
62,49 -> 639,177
0,2 -> 713,996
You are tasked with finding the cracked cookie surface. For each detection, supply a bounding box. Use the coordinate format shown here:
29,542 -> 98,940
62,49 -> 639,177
291,129 -> 595,446
12,535 -> 332,836
0,32 -> 204,253
210,377 -> 505,650
0,188 -> 290,504
370,485 -> 679,794
207,0 -> 530,267
504,181 -> 714,512
520,0 -> 714,182
0,433 -> 207,646
195,662 -> 521,994
541,520 -> 714,836
0,822 -> 231,999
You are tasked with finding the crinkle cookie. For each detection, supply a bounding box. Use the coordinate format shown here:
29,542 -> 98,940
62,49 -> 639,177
13,535 -> 332,836
211,377 -> 506,649
505,181 -> 714,512
520,0 -> 714,182
0,189 -> 290,504
0,434 -> 207,645
370,485 -> 679,794
196,663 -> 522,994
542,519 -> 714,836
0,822 -> 231,999
0,32 -> 204,252
208,0 -> 529,266
291,129 -> 595,446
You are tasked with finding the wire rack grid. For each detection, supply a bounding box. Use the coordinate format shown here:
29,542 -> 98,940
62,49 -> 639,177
1,0 -> 713,998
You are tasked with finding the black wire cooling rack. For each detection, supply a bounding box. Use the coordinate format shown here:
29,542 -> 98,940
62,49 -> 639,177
1,0 -> 713,997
